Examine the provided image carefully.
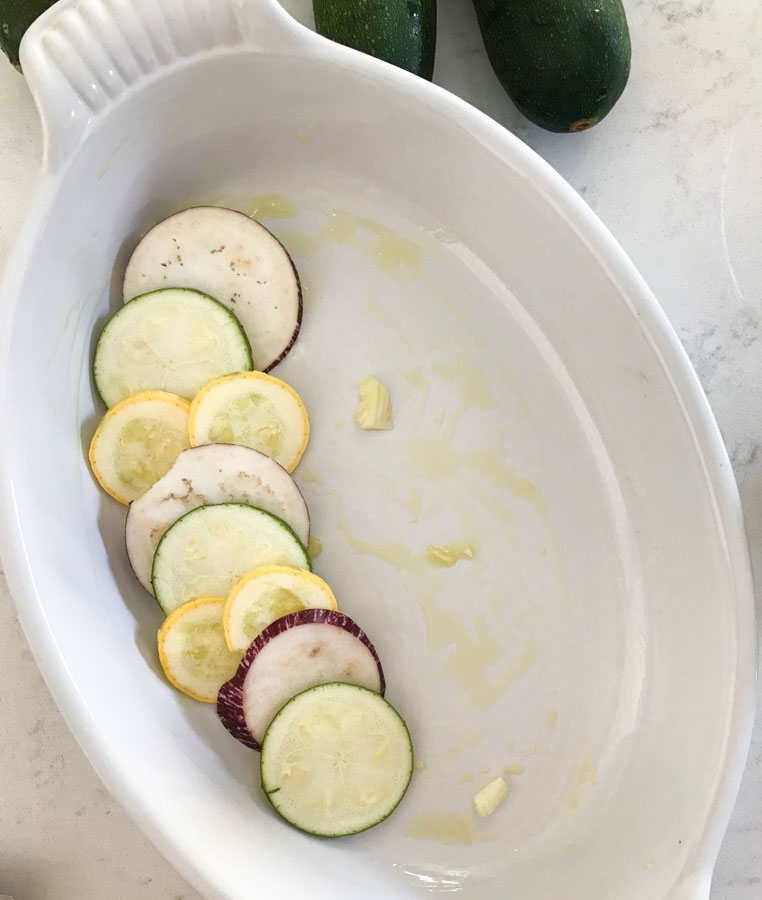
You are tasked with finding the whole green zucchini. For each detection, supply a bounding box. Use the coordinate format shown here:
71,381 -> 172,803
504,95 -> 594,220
1,0 -> 57,70
314,0 -> 436,81
473,0 -> 631,132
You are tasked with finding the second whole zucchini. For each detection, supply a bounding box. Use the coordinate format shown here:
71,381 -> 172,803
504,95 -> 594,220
473,0 -> 631,132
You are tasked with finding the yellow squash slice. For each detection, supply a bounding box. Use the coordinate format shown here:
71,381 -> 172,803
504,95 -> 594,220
88,391 -> 190,504
223,565 -> 337,652
188,372 -> 309,472
158,597 -> 242,702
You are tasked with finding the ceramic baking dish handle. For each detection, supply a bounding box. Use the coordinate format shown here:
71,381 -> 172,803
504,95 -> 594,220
19,0 -> 306,171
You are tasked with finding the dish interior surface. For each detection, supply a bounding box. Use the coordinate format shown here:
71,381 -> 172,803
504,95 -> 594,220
1,48 -> 748,900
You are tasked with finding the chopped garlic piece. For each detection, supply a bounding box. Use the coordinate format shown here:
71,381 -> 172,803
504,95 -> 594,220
426,545 -> 457,566
355,376 -> 393,430
307,535 -> 323,559
425,543 -> 475,567
473,777 -> 509,818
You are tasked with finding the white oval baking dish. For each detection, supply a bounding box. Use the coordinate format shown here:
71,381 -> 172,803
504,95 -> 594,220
0,1 -> 755,898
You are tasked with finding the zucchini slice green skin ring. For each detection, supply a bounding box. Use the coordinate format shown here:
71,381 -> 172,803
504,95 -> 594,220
151,502 -> 311,615
260,682 -> 413,837
93,287 -> 253,408
125,444 -> 311,596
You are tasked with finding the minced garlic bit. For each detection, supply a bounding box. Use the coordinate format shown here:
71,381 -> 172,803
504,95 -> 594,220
354,376 -> 393,430
307,535 -> 323,559
473,776 -> 509,818
425,543 -> 475,567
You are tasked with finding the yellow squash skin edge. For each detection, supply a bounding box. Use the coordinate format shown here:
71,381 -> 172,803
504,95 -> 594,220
222,565 -> 338,652
186,371 -> 310,472
158,596 -> 240,703
88,390 -> 191,505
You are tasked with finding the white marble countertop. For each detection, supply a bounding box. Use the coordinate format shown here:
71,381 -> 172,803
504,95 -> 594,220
0,1 -> 759,897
